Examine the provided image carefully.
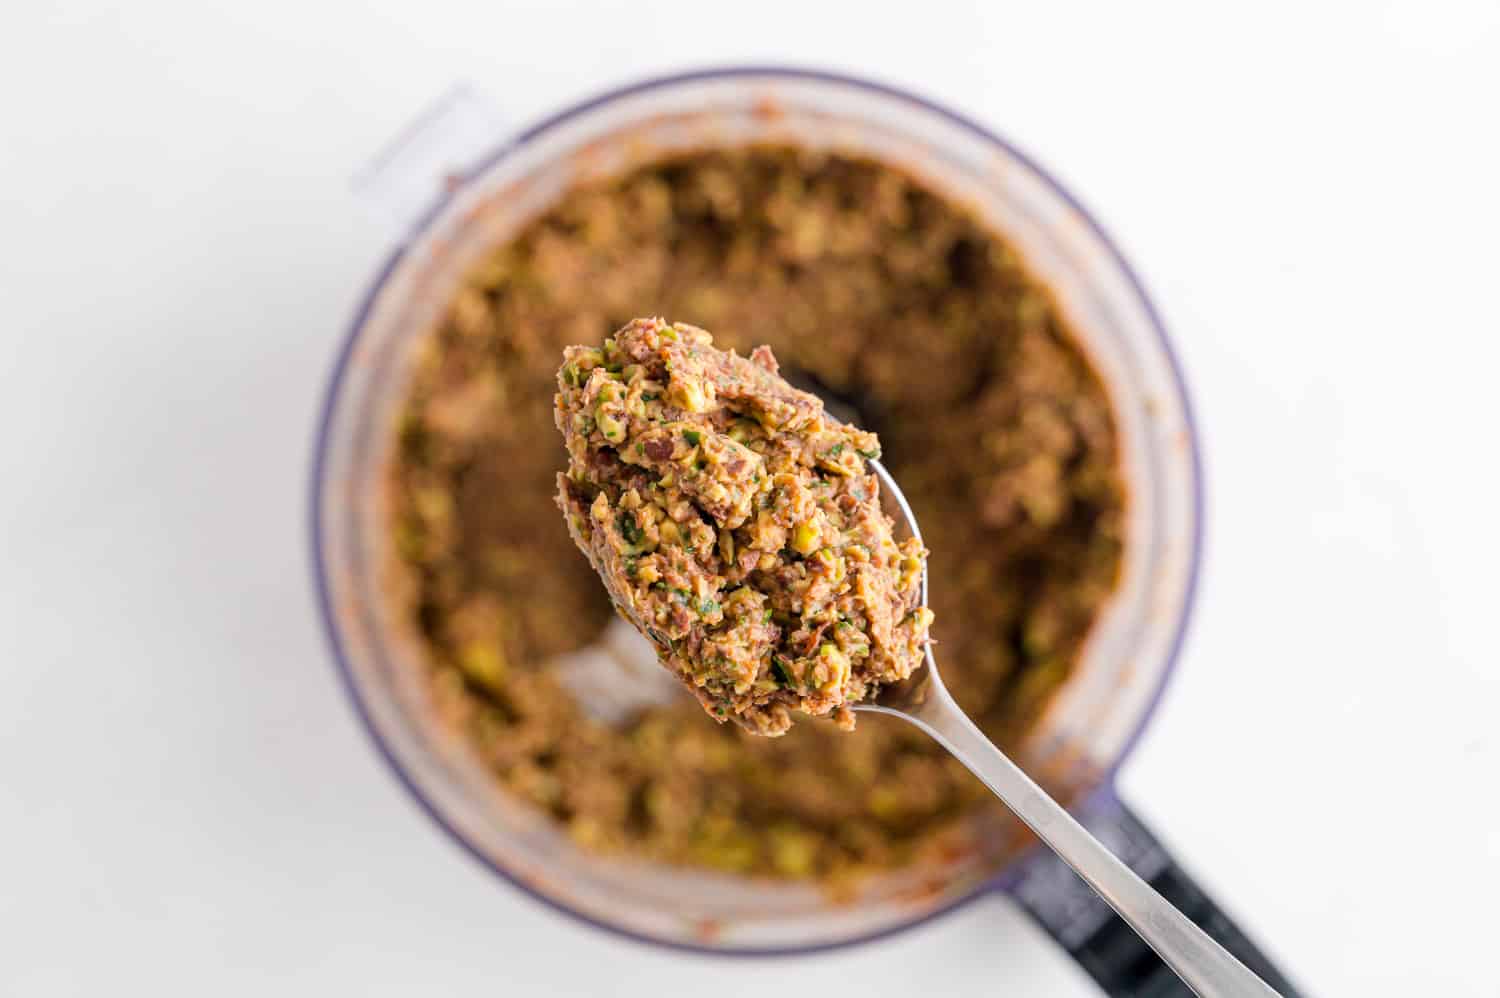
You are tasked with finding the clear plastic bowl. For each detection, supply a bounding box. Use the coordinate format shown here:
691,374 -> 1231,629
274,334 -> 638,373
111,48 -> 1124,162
310,67 -> 1202,954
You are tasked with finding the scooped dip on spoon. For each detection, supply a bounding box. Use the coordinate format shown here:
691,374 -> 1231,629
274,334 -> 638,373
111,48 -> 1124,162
555,317 -> 933,735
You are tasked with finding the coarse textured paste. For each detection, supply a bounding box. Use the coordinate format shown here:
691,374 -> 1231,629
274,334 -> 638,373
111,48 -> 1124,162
555,317 -> 931,735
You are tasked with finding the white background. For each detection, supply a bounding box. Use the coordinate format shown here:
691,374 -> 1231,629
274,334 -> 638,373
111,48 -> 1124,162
3,1 -> 1498,995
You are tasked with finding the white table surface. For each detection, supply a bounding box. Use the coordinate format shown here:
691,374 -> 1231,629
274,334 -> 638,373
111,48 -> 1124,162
4,2 -> 1498,995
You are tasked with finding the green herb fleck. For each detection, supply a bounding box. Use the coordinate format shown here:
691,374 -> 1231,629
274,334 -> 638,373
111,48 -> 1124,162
619,512 -> 644,546
641,392 -> 658,402
857,447 -> 881,460
682,429 -> 702,447
828,442 -> 845,458
699,598 -> 720,617
770,658 -> 792,687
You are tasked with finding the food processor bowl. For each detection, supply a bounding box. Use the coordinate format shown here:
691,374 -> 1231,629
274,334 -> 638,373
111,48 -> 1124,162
311,68 -> 1201,955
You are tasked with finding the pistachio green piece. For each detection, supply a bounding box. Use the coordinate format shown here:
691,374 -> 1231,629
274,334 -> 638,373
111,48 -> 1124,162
768,827 -> 818,877
597,410 -> 627,443
898,553 -> 923,591
816,643 -> 850,691
457,641 -> 506,690
671,377 -> 710,413
791,521 -> 819,555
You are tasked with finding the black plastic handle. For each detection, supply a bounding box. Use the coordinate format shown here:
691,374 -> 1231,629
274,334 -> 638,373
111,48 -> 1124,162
1012,798 -> 1303,997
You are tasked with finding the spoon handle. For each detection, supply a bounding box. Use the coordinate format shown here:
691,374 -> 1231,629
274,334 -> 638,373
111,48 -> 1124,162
878,688 -> 1284,998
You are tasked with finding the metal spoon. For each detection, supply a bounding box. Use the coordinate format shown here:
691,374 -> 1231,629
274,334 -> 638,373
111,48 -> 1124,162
861,458 -> 1281,998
